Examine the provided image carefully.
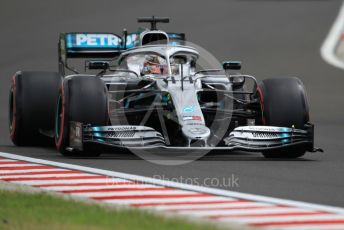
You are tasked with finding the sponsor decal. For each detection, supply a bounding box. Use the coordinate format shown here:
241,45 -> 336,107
240,126 -> 290,132
186,123 -> 202,126
66,33 -> 121,48
183,106 -> 195,113
251,132 -> 281,138
192,116 -> 202,121
125,33 -> 138,48
92,126 -> 137,132
105,132 -> 119,138
182,116 -> 202,121
189,127 -> 208,135
107,126 -> 137,131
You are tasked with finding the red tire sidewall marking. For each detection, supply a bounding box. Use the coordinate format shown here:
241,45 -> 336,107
256,86 -> 266,125
56,82 -> 66,150
10,74 -> 17,139
106,86 -> 111,125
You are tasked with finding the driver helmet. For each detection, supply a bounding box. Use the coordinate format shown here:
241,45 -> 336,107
144,55 -> 162,74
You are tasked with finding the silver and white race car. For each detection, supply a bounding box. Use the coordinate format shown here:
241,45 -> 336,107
9,17 -> 322,158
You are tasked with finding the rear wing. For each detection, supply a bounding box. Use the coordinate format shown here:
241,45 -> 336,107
59,32 -> 185,56
58,32 -> 186,74
60,32 -> 123,56
58,32 -> 124,74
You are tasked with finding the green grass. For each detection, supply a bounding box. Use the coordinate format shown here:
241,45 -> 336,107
0,189 -> 224,230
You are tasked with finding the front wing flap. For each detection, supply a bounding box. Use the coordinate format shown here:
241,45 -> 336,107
223,124 -> 319,152
69,122 -> 166,151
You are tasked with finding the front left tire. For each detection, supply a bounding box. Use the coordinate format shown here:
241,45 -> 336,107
257,77 -> 310,158
9,71 -> 61,146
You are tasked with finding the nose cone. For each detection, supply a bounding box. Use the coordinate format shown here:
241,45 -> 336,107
182,125 -> 210,141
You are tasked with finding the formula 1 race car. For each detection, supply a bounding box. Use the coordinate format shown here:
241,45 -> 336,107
9,17 -> 322,158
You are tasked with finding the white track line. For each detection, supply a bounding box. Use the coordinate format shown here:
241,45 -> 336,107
187,207 -> 316,217
103,196 -> 235,205
227,214 -> 344,224
0,173 -> 97,179
0,168 -> 70,174
268,224 -> 344,230
13,178 -> 129,185
43,184 -> 165,191
150,202 -> 272,211
321,1 -> 344,69
68,190 -> 199,198
1,152 -> 343,215
0,159 -> 17,162
0,163 -> 41,167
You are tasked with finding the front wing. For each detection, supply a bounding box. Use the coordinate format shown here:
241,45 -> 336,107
67,122 -> 321,154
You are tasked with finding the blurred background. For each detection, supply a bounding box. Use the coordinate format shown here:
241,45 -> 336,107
1,0 -> 344,206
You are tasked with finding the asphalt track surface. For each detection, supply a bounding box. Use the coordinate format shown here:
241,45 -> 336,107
1,0 -> 344,207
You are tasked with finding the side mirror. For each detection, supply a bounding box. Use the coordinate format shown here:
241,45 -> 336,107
223,61 -> 241,70
229,75 -> 245,87
88,61 -> 109,70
